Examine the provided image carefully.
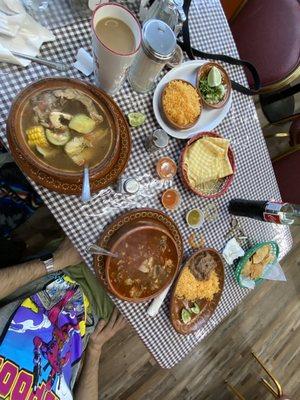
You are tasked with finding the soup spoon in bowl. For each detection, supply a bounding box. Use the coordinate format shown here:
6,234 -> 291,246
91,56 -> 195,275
81,164 -> 91,202
86,244 -> 119,258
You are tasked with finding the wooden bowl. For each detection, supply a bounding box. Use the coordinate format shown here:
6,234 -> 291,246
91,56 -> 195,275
196,62 -> 231,109
105,225 -> 180,303
179,131 -> 236,199
161,79 -> 202,130
170,248 -> 224,335
7,78 -> 123,190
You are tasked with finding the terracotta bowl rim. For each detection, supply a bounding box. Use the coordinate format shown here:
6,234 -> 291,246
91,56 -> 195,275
161,79 -> 202,130
105,224 -> 180,303
7,77 -> 121,180
179,131 -> 236,199
196,62 -> 232,109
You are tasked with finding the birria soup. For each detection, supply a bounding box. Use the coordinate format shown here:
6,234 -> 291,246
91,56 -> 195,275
108,230 -> 178,299
22,88 -> 113,172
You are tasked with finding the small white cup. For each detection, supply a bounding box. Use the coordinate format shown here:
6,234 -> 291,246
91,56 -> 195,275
186,208 -> 205,229
91,3 -> 142,95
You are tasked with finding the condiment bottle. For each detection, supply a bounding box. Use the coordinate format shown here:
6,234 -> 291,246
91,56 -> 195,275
128,19 -> 176,93
229,199 -> 300,225
145,128 -> 169,153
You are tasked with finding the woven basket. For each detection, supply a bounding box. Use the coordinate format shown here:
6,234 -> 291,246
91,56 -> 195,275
179,131 -> 236,199
235,241 -> 280,287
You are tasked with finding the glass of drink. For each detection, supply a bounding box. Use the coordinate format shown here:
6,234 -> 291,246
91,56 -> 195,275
22,0 -> 49,12
91,3 -> 142,95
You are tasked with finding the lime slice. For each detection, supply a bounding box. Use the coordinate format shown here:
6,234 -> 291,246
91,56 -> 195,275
181,308 -> 192,324
190,303 -> 200,314
218,84 -> 226,98
207,66 -> 222,87
128,112 -> 146,127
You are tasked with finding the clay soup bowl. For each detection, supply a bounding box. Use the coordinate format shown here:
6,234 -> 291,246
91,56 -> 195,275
105,225 -> 180,303
7,77 -> 121,184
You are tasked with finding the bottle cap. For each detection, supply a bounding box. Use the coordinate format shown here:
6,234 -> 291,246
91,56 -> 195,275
142,19 -> 176,61
124,178 -> 140,194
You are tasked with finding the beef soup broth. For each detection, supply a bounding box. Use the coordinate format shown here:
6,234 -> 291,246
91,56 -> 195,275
95,17 -> 135,54
22,88 -> 113,172
108,230 -> 177,299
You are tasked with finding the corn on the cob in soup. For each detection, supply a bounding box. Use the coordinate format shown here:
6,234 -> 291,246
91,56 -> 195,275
26,125 -> 48,147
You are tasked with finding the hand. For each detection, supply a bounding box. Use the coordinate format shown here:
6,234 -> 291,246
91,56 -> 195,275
53,237 -> 82,271
88,308 -> 127,355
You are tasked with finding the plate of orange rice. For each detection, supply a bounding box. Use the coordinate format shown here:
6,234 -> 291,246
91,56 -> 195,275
170,248 -> 224,335
153,60 -> 232,139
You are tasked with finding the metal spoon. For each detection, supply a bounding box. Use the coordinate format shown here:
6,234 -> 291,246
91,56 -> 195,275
11,51 -> 70,72
86,244 -> 119,258
81,165 -> 91,203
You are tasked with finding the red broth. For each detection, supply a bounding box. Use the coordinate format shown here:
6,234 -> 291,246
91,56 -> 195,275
107,230 -> 178,299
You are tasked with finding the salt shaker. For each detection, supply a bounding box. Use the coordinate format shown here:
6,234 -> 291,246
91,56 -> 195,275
128,19 -> 176,93
144,128 -> 169,153
116,177 -> 140,194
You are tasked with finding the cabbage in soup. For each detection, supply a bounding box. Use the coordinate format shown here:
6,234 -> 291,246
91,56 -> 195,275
22,88 -> 113,172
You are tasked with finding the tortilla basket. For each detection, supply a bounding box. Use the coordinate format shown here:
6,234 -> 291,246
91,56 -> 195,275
179,131 -> 236,199
235,241 -> 280,287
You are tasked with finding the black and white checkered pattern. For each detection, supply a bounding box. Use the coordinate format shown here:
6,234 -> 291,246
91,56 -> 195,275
0,0 -> 293,368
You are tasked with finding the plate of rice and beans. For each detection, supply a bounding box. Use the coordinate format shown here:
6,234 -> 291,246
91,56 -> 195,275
153,60 -> 232,139
170,248 -> 224,335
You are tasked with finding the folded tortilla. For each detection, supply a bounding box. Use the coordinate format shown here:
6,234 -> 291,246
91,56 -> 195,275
185,136 -> 233,186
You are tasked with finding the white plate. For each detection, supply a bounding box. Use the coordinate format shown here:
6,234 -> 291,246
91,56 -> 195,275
153,60 -> 232,140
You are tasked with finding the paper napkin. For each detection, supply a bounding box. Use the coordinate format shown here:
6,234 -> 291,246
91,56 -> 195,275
0,0 -> 54,67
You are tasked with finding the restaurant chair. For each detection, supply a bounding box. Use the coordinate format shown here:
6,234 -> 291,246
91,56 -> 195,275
268,117 -> 300,203
221,0 -> 300,123
272,148 -> 300,204
288,116 -> 300,147
225,352 -> 292,400
265,115 -> 300,144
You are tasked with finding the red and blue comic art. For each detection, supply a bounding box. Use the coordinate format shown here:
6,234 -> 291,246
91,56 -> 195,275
0,275 -> 90,400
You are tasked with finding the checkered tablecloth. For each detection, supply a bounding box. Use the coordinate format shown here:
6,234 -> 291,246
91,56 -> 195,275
0,0 -> 292,368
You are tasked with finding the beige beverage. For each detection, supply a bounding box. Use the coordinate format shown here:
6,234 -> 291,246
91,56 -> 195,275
95,17 -> 135,54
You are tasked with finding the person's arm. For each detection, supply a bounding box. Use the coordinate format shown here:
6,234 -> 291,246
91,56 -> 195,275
74,308 -> 126,400
0,237 -> 82,301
